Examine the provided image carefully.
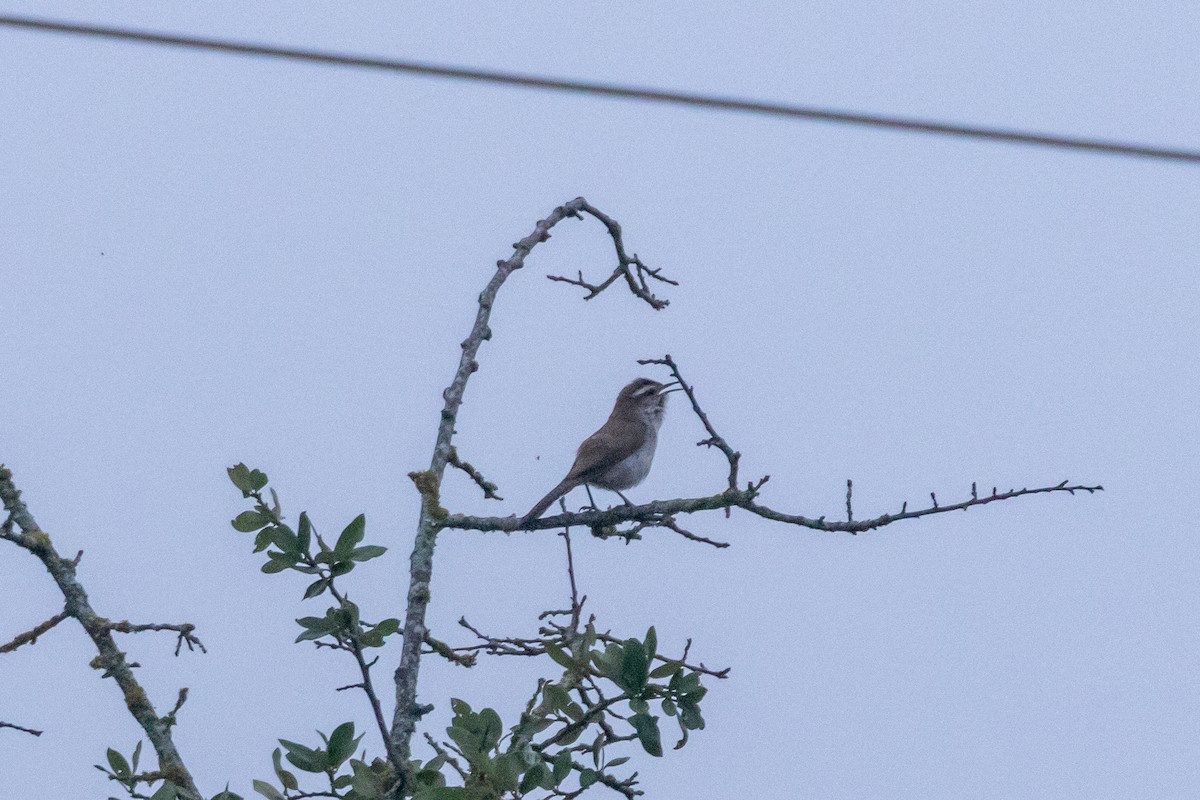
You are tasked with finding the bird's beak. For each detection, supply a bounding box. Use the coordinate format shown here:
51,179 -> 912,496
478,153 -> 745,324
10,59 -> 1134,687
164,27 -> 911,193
658,381 -> 685,395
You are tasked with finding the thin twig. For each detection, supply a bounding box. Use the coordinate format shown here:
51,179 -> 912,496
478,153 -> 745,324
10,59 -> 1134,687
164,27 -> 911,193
0,611 -> 69,653
0,720 -> 43,736
423,632 -> 477,667
560,526 -> 585,635
547,201 -> 677,310
423,733 -> 468,781
446,446 -> 503,501
107,621 -> 207,655
638,355 -> 741,502
321,583 -> 399,769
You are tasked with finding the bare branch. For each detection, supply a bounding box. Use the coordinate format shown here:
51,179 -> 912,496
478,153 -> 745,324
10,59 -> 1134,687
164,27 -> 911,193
547,200 -> 677,310
423,732 -> 468,781
0,465 -> 201,799
1,611 -> 69,654
742,480 -> 1104,534
639,354 -> 740,499
446,479 -> 1102,535
0,720 -> 43,737
561,527 -> 583,633
423,632 -> 477,667
636,516 -> 730,549
393,199 -> 668,785
107,621 -> 207,656
446,446 -> 503,501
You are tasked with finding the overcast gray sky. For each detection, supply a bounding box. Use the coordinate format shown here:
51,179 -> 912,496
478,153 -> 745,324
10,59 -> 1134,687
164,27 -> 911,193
2,3 -> 1198,799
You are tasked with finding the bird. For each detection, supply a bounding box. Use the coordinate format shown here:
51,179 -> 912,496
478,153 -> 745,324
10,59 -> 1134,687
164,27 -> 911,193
519,377 -> 677,525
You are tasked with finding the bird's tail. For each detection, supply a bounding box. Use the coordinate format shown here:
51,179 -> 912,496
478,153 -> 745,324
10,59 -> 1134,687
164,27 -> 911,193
519,478 -> 578,527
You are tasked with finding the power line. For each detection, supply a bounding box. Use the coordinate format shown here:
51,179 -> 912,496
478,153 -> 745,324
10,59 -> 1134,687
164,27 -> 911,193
3,13 -> 1198,165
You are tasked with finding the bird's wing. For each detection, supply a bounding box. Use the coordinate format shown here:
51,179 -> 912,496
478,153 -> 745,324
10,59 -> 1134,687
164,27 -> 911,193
566,423 -> 643,483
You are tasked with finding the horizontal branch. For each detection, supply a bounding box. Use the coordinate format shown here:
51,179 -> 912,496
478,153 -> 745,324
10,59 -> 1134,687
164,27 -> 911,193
441,480 -> 1102,536
107,620 -> 207,656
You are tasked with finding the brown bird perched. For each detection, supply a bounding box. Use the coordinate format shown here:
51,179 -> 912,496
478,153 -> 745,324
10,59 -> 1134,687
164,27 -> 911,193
519,377 -> 678,526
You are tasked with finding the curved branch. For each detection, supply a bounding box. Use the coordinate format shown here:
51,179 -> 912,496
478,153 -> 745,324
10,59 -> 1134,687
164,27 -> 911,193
547,200 -> 677,309
391,198 -> 676,787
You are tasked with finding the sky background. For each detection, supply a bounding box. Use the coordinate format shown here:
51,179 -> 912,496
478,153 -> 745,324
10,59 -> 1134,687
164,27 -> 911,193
2,3 -> 1198,798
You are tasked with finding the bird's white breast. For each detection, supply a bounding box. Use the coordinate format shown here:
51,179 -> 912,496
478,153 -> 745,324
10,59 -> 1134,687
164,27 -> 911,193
596,428 -> 658,490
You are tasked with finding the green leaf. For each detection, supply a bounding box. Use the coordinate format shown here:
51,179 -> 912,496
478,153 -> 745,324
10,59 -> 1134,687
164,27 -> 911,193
446,724 -> 475,758
680,702 -> 705,731
327,722 -> 358,765
649,660 -> 680,679
579,769 -> 598,788
418,789 -> 481,800
227,464 -> 257,493
251,780 -> 286,800
330,560 -> 354,576
544,643 -> 576,670
478,707 -> 503,751
232,510 -> 269,532
490,752 -> 521,792
661,697 -> 677,716
279,739 -> 328,773
630,713 -> 663,757
674,720 -> 691,750
619,640 -> 649,694
296,511 -> 312,554
211,789 -> 244,800
334,513 -> 366,556
606,755 -> 630,768
131,740 -> 141,774
543,683 -> 570,711
253,528 -> 273,553
629,697 -> 649,714
351,544 -> 387,562
149,782 -> 179,800
644,626 -> 657,662
270,525 -> 299,556
450,698 -> 472,716
551,750 -> 572,782
519,763 -> 547,793
373,618 -> 401,637
303,578 -> 329,599
593,643 -> 623,680
352,758 -> 394,798
555,724 -> 583,746
261,556 -> 291,574
272,748 -> 298,790
106,748 -> 131,778
248,469 -> 269,491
